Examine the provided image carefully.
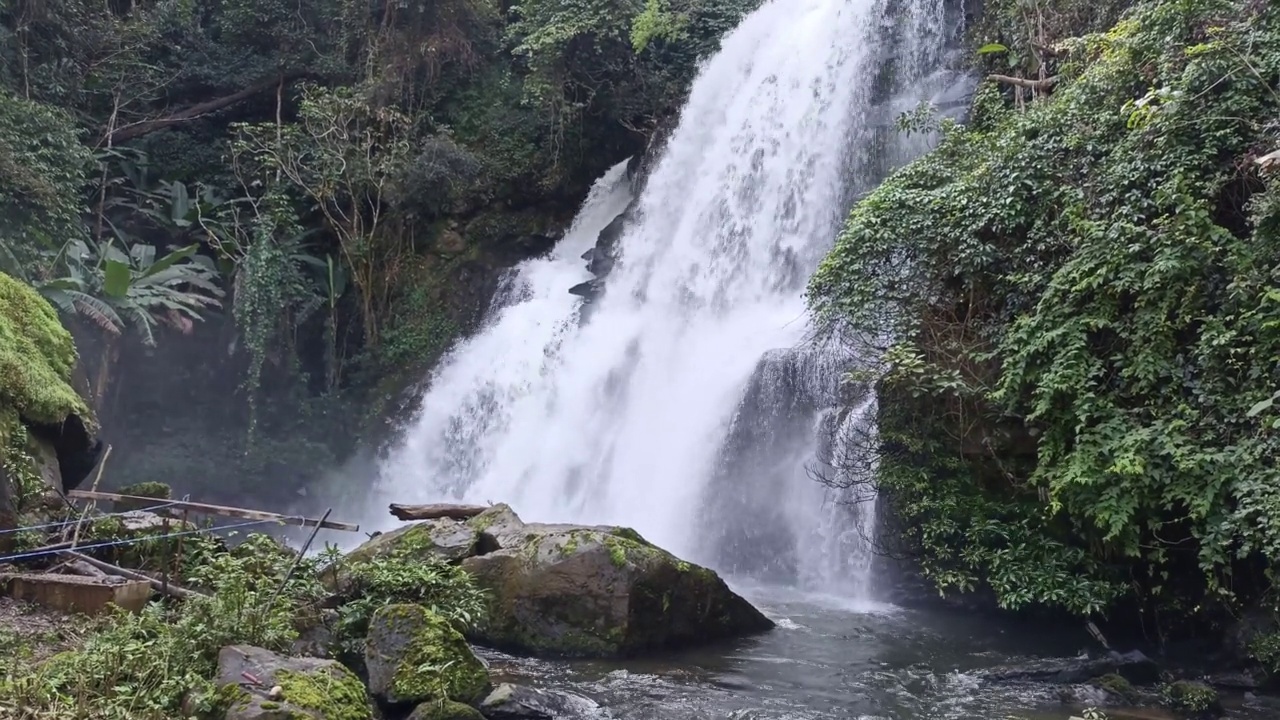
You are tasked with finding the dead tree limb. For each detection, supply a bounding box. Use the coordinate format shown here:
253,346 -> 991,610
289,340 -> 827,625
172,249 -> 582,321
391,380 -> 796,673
389,503 -> 488,522
59,550 -> 204,599
104,74 -> 299,144
988,74 -> 1059,91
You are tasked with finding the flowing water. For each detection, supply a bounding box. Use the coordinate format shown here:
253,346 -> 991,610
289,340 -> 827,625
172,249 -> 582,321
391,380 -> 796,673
339,0 -> 1280,718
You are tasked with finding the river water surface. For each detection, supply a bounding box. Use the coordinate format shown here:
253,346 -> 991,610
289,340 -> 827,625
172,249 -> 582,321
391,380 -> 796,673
476,585 -> 1279,720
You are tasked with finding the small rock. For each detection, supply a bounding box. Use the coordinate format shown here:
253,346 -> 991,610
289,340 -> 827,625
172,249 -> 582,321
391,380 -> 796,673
479,683 -> 600,720
364,604 -> 490,707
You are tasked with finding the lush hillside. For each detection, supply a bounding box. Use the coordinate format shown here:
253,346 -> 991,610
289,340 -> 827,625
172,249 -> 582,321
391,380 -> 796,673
0,0 -> 754,505
810,0 -> 1280,667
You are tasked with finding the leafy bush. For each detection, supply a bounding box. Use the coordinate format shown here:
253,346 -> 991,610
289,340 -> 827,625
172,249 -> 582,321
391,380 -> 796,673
809,0 -> 1280,620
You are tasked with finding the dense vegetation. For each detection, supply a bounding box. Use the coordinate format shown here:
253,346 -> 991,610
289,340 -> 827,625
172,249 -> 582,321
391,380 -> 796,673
810,0 -> 1280,660
0,0 -> 754,505
0,528 -> 484,720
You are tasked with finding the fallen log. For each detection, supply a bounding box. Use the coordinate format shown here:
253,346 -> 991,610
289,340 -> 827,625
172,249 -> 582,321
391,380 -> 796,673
988,73 -> 1059,91
58,550 -> 204,600
389,503 -> 488,521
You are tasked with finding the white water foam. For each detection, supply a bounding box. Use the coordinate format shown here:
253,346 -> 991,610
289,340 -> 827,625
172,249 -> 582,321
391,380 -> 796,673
367,0 -> 967,599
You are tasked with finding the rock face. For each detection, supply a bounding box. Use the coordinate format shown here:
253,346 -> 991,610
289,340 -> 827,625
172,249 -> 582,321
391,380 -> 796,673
215,644 -> 372,720
364,604 -> 491,707
346,504 -> 774,658
479,683 -> 600,719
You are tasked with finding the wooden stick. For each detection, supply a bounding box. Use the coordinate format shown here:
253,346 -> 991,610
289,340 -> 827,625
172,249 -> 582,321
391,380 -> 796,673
264,508 -> 330,617
69,444 -> 112,549
389,503 -> 488,521
988,73 -> 1059,91
67,491 -> 360,532
59,550 -> 204,599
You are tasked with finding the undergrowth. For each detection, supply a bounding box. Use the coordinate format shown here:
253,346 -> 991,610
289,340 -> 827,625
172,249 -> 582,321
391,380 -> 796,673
0,532 -> 485,720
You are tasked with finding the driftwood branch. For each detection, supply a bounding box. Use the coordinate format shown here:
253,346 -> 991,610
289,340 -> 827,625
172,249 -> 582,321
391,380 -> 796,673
988,74 -> 1059,91
59,550 -> 204,599
105,75 -> 297,144
1256,148 -> 1280,171
389,503 -> 488,522
68,490 -> 359,532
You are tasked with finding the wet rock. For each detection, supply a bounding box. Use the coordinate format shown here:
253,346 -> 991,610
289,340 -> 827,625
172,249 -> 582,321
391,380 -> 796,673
979,649 -> 1160,685
461,504 -> 774,658
215,644 -> 372,720
478,683 -> 600,719
1162,680 -> 1222,719
364,603 -> 490,707
408,700 -> 486,720
1203,669 -> 1261,691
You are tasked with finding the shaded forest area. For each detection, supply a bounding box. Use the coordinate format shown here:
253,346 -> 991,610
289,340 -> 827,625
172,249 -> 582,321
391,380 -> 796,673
0,0 -> 755,507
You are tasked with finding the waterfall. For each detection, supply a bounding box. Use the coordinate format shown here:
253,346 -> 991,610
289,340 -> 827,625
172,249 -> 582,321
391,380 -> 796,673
368,0 -> 972,599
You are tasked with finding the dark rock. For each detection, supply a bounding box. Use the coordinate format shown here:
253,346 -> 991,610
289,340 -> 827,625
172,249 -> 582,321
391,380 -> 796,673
215,644 -> 372,720
291,609 -> 339,659
1203,669 -> 1261,691
461,504 -> 774,658
408,700 -> 486,720
979,649 -> 1159,685
478,683 -> 600,719
364,604 -> 490,707
567,278 -> 604,302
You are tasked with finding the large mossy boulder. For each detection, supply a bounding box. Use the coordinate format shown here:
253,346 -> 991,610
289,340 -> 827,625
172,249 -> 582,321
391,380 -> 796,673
214,645 -> 372,720
341,505 -> 774,659
0,272 -> 100,548
364,603 -> 491,707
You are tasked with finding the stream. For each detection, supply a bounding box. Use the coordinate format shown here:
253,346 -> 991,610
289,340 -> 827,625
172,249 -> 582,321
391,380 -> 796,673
476,585 -> 1279,720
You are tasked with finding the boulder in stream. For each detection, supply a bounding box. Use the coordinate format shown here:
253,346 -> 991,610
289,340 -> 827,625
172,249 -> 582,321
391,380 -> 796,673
339,504 -> 774,658
364,603 -> 491,707
478,683 -> 600,719
460,504 -> 775,657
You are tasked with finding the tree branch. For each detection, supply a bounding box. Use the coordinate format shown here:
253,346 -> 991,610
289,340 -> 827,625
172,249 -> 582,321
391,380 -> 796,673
104,74 -> 301,144
988,74 -> 1059,91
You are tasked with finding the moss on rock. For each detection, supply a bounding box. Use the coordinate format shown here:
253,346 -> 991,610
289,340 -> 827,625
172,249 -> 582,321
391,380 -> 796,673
365,604 -> 490,706
407,699 -> 486,720
0,272 -> 89,428
1163,680 -> 1221,717
274,666 -> 371,720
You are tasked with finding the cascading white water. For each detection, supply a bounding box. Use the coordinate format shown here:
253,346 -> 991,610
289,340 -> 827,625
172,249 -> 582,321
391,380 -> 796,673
369,0 -> 969,597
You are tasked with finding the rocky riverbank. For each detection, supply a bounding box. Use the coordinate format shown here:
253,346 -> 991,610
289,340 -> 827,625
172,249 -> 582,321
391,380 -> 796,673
0,494 -> 773,719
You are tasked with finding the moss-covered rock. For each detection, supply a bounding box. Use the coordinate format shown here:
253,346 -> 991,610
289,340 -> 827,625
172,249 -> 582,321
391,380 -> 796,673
0,271 -> 89,429
1162,680 -> 1222,719
215,644 -> 373,720
364,603 -> 490,707
325,520 -> 482,595
460,504 -> 774,657
407,700 -> 486,720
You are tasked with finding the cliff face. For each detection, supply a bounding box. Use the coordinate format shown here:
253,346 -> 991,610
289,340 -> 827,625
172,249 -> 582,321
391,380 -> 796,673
809,0 -> 1280,662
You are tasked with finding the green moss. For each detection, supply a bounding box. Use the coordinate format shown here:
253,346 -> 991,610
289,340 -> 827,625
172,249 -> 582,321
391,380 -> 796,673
1162,680 -> 1220,714
1094,673 -> 1133,698
609,526 -> 646,544
275,666 -> 372,720
116,482 -> 171,500
561,533 -> 580,556
604,536 -> 628,568
373,604 -> 490,705
409,699 -> 486,720
0,272 -> 89,427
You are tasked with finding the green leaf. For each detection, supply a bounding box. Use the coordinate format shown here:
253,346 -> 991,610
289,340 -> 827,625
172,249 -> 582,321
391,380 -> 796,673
103,259 -> 132,298
1246,391 -> 1280,418
139,243 -> 198,280
977,42 -> 1009,55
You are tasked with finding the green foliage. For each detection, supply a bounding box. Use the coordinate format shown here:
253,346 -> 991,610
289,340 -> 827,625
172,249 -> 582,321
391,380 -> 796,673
0,532 -> 328,720
333,552 -> 488,658
809,0 -> 1280,618
0,93 -> 90,274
